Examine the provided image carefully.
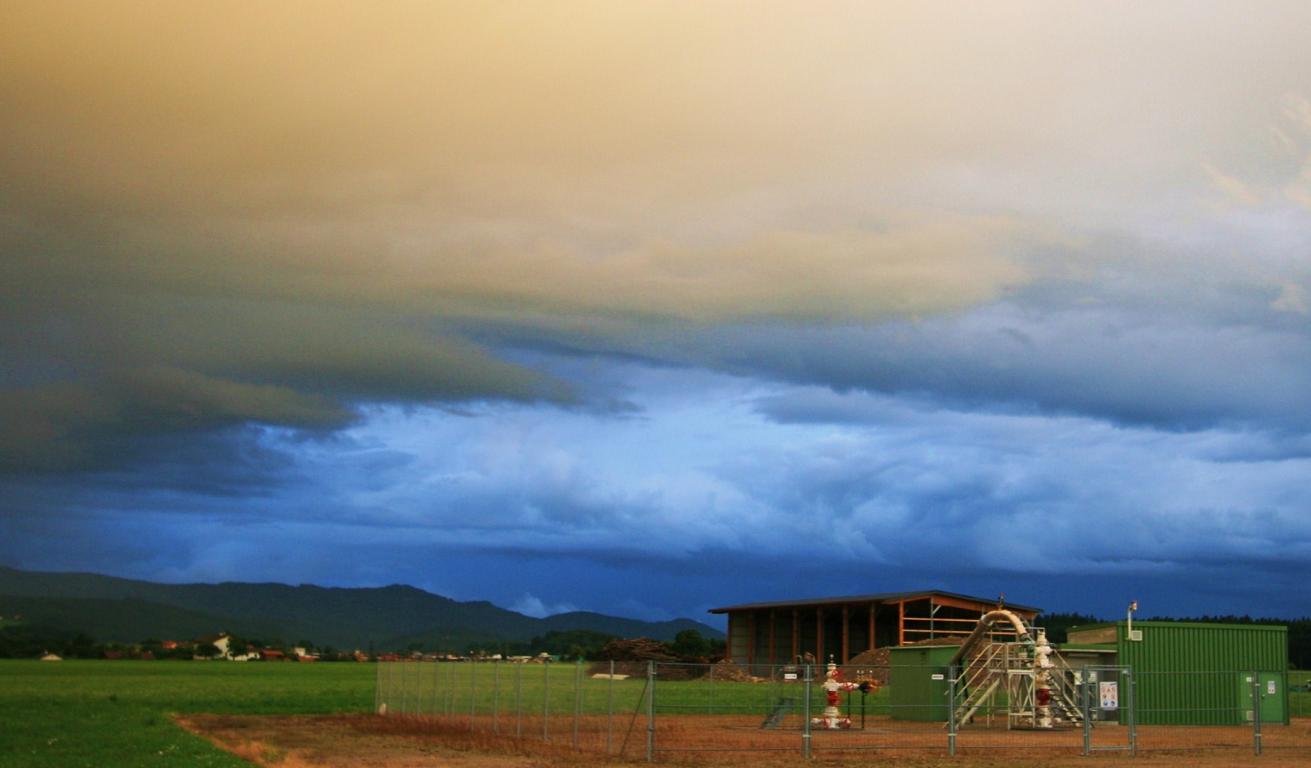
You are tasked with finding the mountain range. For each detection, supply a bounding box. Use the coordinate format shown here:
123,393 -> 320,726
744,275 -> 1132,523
0,566 -> 721,651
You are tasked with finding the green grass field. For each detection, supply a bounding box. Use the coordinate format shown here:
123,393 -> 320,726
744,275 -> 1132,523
0,660 -> 375,767
0,660 -> 888,766
4,660 -> 1303,767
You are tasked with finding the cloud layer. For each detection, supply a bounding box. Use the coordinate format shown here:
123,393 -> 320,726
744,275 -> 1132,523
2,2 -> 1311,618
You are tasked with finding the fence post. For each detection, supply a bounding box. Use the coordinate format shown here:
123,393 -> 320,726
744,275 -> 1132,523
446,661 -> 454,715
1081,673 -> 1091,756
606,659 -> 615,755
645,661 -> 656,763
573,659 -> 582,749
395,657 -> 406,712
543,659 -> 550,742
1252,673 -> 1262,756
947,664 -> 958,757
435,660 -> 445,712
403,660 -> 414,712
470,660 -> 478,730
492,660 -> 500,734
802,664 -> 812,760
515,662 -> 523,739
708,661 -> 715,714
388,661 -> 397,715
374,659 -> 382,714
1127,671 -> 1136,757
388,660 -> 395,715
415,662 -> 422,715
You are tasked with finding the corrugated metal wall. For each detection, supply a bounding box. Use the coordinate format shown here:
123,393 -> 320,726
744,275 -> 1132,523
1117,621 -> 1288,726
728,613 -> 750,666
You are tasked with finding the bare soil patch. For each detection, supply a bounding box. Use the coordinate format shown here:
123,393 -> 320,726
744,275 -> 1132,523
177,712 -> 1311,768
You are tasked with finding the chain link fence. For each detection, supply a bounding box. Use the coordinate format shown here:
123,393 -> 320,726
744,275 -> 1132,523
375,659 -> 648,756
376,659 -> 1310,761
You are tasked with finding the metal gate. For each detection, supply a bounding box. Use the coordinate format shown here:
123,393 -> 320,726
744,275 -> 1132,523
1080,665 -> 1135,755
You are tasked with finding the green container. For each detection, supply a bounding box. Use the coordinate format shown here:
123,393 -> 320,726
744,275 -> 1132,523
887,645 -> 956,721
1069,621 -> 1288,726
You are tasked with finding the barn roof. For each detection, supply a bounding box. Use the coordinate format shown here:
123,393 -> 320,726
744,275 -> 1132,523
708,590 -> 1041,614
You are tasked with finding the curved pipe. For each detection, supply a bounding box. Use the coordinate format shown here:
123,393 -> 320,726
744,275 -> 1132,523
948,609 -> 1033,667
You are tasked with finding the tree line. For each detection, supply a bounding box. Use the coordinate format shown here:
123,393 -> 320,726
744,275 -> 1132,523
0,619 -> 725,663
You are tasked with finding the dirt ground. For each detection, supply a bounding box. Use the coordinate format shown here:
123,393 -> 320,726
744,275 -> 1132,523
176,713 -> 1311,768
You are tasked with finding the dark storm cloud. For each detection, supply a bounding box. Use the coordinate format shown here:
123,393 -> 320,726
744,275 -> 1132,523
13,372 -> 1301,618
734,302 -> 1311,431
0,283 -> 568,472
479,282 -> 1311,434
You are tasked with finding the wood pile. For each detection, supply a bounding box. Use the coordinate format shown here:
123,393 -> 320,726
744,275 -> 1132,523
590,637 -> 696,679
594,637 -> 680,663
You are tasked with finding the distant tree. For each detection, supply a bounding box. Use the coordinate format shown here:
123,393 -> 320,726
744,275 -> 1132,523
194,642 -> 222,659
514,630 -> 617,660
1034,613 -> 1103,644
0,624 -> 101,658
670,630 -> 714,659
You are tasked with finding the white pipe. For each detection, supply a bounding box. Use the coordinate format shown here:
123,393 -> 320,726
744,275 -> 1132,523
949,609 -> 1033,667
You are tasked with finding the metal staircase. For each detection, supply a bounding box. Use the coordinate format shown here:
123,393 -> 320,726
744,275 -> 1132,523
954,642 -> 1006,724
948,612 -> 1084,729
1045,650 -> 1086,725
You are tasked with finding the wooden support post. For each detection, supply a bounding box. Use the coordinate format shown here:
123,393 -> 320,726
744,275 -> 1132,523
727,613 -> 735,664
898,601 -> 905,646
816,608 -> 824,663
868,603 -> 877,651
747,611 -> 756,669
791,609 -> 799,662
841,605 -> 850,664
768,610 -> 777,668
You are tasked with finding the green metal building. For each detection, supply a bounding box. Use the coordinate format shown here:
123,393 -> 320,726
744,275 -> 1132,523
1066,621 -> 1288,726
887,645 -> 956,721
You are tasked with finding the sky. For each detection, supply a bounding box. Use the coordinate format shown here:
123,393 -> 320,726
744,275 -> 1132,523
2,1 -> 1310,627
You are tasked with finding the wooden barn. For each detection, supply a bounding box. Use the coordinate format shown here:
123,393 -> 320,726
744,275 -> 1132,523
710,590 -> 1040,670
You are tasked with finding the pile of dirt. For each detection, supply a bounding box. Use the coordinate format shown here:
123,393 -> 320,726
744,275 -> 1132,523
846,648 -> 889,667
846,638 -> 965,684
705,660 -> 756,682
904,636 -> 966,647
845,648 -> 890,684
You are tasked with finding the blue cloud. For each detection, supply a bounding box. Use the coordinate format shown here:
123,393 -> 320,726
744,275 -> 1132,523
4,357 -> 1308,620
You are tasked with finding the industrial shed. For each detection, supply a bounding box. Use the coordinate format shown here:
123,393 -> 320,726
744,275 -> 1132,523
710,591 -> 1039,670
1067,620 -> 1289,725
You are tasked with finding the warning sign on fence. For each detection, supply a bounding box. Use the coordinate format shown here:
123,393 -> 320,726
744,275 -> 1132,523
1099,681 -> 1119,710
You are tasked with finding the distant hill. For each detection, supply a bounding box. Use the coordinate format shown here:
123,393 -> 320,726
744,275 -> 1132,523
0,566 -> 720,651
